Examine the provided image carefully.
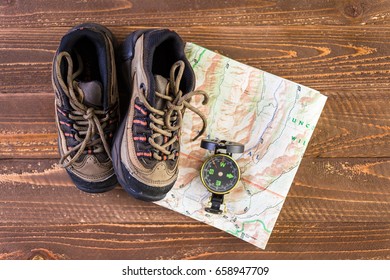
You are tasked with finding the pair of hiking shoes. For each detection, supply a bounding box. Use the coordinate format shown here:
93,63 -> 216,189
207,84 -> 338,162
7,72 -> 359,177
52,23 -> 208,201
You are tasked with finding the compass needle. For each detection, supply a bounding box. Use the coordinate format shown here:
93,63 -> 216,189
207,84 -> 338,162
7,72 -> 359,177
212,158 -> 217,169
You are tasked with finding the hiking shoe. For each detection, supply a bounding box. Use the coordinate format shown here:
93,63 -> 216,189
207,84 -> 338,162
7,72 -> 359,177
52,23 -> 119,193
112,29 -> 208,201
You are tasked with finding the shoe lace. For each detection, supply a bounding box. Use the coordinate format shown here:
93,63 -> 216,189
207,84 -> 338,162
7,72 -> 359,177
138,60 -> 209,161
55,51 -> 112,167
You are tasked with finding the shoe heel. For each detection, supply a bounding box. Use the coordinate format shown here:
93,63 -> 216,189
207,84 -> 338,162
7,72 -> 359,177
70,22 -> 118,49
120,29 -> 159,61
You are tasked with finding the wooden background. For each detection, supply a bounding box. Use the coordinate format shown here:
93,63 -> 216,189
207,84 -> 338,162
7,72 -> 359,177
0,0 -> 389,260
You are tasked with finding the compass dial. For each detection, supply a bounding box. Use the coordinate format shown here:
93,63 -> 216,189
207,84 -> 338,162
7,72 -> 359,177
201,154 -> 240,194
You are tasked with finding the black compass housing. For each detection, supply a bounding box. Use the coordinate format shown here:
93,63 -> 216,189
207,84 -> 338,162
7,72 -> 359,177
200,139 -> 245,154
200,139 -> 245,214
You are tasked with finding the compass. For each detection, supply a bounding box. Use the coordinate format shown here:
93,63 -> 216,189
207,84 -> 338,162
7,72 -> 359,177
200,139 -> 245,214
201,154 -> 240,194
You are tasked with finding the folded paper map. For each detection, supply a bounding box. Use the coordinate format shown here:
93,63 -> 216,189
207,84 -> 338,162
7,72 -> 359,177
155,43 -> 327,249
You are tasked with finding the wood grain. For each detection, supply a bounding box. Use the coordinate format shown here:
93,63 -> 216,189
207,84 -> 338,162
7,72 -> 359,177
2,26 -> 390,158
2,25 -> 390,94
1,0 -> 390,27
1,223 -> 389,260
0,158 -> 389,259
0,158 -> 388,224
0,0 -> 389,260
1,92 -> 389,158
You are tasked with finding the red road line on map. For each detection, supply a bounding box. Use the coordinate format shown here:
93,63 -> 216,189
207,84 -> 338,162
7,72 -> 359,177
242,178 -> 286,199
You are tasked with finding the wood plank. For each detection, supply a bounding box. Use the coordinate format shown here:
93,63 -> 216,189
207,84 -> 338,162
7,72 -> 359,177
1,92 -> 389,158
1,0 -> 389,261
0,94 -> 57,159
1,25 -> 389,159
0,158 -> 388,259
0,158 -> 388,225
287,158 -> 390,223
0,222 -> 389,260
1,0 -> 390,28
3,24 -> 390,159
2,25 -> 390,94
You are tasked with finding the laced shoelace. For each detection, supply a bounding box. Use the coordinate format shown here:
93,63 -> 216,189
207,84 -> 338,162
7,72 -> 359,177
55,51 -> 112,167
137,60 -> 209,161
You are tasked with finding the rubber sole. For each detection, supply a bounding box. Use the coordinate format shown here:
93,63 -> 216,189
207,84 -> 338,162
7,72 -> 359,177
67,169 -> 117,193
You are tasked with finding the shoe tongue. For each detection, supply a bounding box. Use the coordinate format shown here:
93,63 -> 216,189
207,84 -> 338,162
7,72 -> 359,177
77,81 -> 103,109
153,74 -> 169,110
153,74 -> 169,146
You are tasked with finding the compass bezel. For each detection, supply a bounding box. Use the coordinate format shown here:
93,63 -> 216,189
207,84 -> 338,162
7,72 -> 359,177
200,154 -> 241,195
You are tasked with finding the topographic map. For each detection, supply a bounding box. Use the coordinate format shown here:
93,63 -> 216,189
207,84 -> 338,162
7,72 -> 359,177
155,43 -> 328,249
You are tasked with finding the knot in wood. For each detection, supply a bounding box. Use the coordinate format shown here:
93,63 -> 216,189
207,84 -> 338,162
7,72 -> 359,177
344,2 -> 364,18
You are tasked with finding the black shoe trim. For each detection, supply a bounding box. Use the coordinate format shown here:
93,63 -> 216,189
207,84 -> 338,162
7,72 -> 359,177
66,169 -> 117,193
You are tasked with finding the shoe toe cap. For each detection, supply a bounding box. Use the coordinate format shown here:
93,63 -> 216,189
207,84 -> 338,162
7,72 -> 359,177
68,154 -> 115,182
